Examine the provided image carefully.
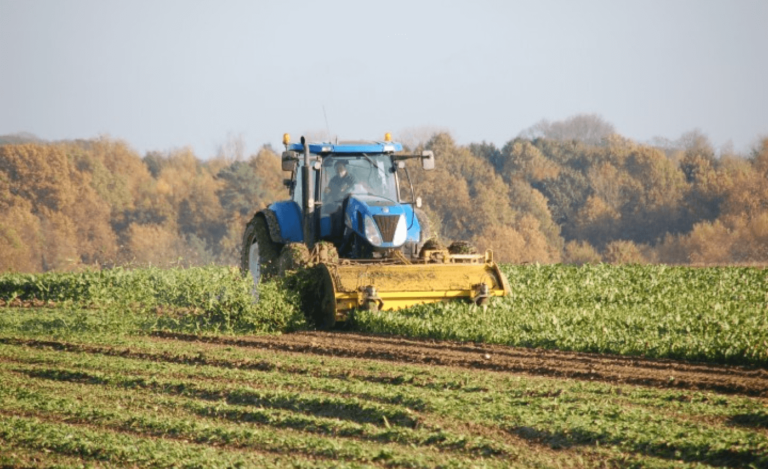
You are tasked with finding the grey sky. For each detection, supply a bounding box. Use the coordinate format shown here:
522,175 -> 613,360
1,0 -> 767,157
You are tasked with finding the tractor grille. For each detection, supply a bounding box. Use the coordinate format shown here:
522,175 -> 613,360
373,215 -> 399,243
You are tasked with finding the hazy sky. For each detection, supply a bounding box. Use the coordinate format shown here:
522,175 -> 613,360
1,0 -> 767,157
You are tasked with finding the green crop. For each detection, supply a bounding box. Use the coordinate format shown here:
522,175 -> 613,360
0,266 -> 307,335
1,329 -> 767,468
355,264 -> 768,366
3,264 -> 768,467
3,263 -> 767,366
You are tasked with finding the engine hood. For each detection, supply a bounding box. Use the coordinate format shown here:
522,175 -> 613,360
349,194 -> 405,214
344,195 -> 410,248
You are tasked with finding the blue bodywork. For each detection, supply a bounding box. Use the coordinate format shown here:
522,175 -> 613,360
273,195 -> 421,248
265,140 -> 423,257
268,200 -> 303,243
287,141 -> 403,154
343,195 -> 421,247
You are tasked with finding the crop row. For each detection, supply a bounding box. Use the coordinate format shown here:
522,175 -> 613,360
356,264 -> 768,366
1,333 -> 767,468
1,263 -> 767,365
0,266 -> 306,334
0,340 -> 563,468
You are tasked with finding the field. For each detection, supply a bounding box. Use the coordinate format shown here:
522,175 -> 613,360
1,265 -> 767,468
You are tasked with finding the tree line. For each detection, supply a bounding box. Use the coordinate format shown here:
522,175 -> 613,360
0,137 -> 284,272
1,119 -> 767,272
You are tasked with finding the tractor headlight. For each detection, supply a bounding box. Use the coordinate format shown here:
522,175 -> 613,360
392,214 -> 407,246
364,216 -> 383,246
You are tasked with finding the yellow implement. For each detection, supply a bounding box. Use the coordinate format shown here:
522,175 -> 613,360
317,250 -> 510,325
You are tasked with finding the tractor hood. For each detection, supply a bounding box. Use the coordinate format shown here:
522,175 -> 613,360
345,195 -> 409,248
351,194 -> 402,209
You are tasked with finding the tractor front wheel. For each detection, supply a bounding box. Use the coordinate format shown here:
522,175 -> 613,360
240,213 -> 281,298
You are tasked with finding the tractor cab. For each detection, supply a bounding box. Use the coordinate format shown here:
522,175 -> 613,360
281,136 -> 434,258
319,154 -> 398,216
318,154 -> 401,245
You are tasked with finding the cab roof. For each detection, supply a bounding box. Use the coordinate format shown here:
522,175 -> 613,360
286,140 -> 403,154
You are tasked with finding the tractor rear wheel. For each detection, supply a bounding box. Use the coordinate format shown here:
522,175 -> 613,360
240,213 -> 281,298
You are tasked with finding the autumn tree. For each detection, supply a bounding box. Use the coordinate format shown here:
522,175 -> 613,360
1,144 -> 79,270
127,147 -> 225,266
751,137 -> 768,177
562,240 -> 601,265
468,141 -> 503,173
0,141 -> 125,270
413,133 -> 562,263
0,189 -> 41,272
2,128 -> 766,271
519,114 -> 616,145
602,240 -> 647,264
216,145 -> 287,264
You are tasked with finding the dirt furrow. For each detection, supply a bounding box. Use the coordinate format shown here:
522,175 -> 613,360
151,331 -> 768,397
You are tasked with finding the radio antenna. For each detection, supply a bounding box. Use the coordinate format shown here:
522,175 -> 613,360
322,105 -> 332,141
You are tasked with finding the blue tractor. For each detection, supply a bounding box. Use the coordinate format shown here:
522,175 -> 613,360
241,134 -> 509,328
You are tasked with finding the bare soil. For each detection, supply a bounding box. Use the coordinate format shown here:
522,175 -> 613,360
153,331 -> 768,398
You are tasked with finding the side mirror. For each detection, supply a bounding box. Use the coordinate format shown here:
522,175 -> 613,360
281,152 -> 298,172
421,151 -> 435,171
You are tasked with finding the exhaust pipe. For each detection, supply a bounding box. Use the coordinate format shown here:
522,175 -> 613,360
301,136 -> 315,248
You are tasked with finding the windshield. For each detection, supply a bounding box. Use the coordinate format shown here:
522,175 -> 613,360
320,155 -> 398,212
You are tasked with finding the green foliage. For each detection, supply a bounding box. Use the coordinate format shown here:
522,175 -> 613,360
3,264 -> 765,368
0,267 -> 307,334
355,264 -> 768,366
1,323 -> 767,468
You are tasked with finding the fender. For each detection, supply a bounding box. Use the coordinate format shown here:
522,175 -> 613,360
266,200 -> 304,243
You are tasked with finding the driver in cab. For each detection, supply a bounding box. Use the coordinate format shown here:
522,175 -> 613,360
325,161 -> 357,202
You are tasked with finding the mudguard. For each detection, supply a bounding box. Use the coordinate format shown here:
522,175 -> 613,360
264,201 -> 304,244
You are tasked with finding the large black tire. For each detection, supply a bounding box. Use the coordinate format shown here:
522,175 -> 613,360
240,213 -> 282,294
